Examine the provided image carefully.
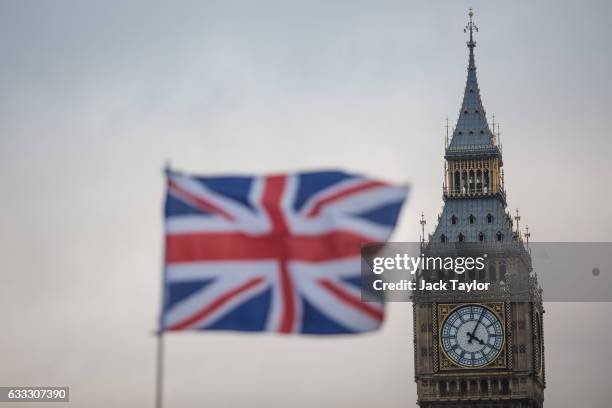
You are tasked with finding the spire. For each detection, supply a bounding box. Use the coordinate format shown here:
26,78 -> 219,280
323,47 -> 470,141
466,8 -> 478,73
465,7 -> 477,53
448,8 -> 496,151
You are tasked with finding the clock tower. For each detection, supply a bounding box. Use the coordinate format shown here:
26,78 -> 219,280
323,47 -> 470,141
413,10 -> 545,407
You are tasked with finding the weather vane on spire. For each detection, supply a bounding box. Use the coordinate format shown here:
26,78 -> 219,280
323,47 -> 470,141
464,8 -> 478,47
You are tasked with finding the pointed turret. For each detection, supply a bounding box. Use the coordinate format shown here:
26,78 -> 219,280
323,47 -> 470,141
447,8 -> 498,154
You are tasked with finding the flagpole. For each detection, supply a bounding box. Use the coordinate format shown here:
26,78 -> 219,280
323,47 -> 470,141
155,162 -> 172,408
155,331 -> 164,408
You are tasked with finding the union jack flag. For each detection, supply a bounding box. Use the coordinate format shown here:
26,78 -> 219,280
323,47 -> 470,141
161,170 -> 408,334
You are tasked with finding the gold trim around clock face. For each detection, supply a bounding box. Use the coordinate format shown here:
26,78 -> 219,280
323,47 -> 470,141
438,303 -> 507,370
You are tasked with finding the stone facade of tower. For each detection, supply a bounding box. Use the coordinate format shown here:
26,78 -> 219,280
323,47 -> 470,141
413,11 -> 545,408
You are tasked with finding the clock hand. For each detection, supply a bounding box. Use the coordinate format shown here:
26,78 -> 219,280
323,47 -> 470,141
468,309 -> 486,343
468,309 -> 484,344
466,331 -> 485,345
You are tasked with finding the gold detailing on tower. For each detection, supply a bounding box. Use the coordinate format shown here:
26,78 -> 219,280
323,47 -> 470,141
443,157 -> 505,201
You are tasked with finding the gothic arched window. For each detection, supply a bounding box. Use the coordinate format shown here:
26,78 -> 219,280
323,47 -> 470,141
469,214 -> 475,224
470,380 -> 477,395
469,170 -> 475,192
499,261 -> 507,281
451,215 -> 457,225
462,171 -> 468,194
439,381 -> 448,395
458,233 -> 465,242
487,213 -> 493,223
454,170 -> 460,194
492,379 -> 499,393
440,234 -> 447,243
496,231 -> 503,241
476,169 -> 482,192
490,263 -> 497,281
479,231 -> 485,241
484,170 -> 490,193
459,381 -> 468,395
480,379 -> 488,394
501,379 -> 510,395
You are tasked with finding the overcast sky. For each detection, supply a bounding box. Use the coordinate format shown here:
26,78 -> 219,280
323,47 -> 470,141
1,1 -> 611,407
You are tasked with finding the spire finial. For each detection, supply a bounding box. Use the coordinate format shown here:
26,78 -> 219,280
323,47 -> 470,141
464,8 -> 478,48
445,116 -> 449,148
420,212 -> 427,248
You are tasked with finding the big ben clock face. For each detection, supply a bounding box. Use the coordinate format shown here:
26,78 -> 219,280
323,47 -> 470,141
440,304 -> 504,368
